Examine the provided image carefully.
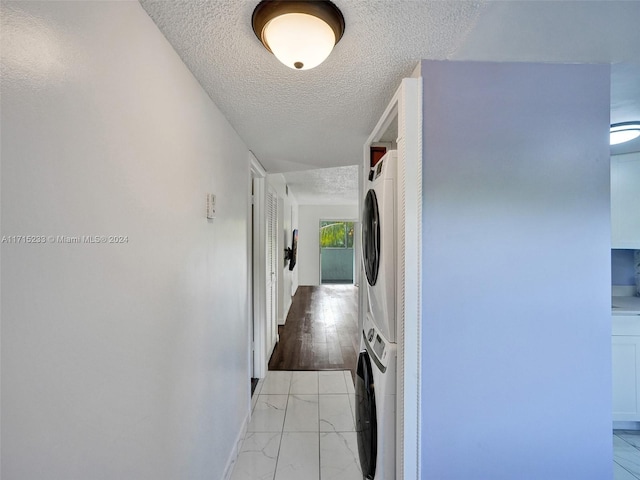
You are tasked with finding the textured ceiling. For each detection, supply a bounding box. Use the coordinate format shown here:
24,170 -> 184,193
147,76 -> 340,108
282,165 -> 359,205
139,0 -> 486,174
140,0 -> 640,204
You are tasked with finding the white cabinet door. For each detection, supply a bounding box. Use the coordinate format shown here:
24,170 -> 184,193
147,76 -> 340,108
611,153 -> 640,249
613,335 -> 640,421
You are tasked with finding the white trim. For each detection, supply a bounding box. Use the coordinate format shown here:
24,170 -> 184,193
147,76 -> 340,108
398,78 -> 422,480
250,151 -> 267,177
362,76 -> 422,480
358,160 -> 366,332
246,156 -> 254,413
250,151 -> 268,379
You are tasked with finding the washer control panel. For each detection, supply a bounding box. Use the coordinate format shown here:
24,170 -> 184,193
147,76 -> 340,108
366,327 -> 386,359
372,331 -> 386,360
363,314 -> 392,369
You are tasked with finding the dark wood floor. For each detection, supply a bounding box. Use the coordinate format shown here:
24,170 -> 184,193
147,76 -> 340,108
268,284 -> 360,379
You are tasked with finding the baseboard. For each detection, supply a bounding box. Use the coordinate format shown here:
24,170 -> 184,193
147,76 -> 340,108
614,421 -> 640,431
613,285 -> 637,297
222,410 -> 250,480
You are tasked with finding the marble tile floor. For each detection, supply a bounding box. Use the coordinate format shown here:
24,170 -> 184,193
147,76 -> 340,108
231,370 -> 361,480
615,430 -> 640,479
235,371 -> 637,479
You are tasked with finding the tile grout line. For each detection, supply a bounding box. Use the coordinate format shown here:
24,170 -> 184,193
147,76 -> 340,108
615,459 -> 640,480
267,371 -> 357,480
269,372 -> 291,480
616,433 -> 638,449
614,432 -> 640,480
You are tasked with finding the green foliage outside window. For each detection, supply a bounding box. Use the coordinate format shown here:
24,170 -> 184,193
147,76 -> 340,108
320,221 -> 354,248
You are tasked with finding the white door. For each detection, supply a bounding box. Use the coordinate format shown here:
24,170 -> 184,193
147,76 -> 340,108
266,187 -> 278,358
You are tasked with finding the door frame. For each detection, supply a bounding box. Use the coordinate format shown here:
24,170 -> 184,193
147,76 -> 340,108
249,152 -> 268,379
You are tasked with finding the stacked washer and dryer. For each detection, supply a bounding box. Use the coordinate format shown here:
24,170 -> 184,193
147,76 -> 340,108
356,150 -> 398,480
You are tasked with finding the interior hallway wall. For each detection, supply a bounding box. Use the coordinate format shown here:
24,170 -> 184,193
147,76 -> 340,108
419,60 -> 612,479
298,204 -> 358,286
1,2 -> 250,479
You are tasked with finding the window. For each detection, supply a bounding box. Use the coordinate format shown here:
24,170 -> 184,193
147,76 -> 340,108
320,221 -> 354,248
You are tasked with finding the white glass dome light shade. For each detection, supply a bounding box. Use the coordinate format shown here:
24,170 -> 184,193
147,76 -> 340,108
262,13 -> 336,70
610,122 -> 640,145
252,1 -> 345,71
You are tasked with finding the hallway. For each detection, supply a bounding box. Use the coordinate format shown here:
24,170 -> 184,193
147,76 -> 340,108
268,285 -> 359,379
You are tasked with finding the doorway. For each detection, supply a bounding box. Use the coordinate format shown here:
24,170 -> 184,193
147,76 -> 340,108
249,153 -> 268,385
319,220 -> 355,284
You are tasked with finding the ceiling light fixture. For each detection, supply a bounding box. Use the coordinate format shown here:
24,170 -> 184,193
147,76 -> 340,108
252,0 -> 345,71
610,122 -> 640,146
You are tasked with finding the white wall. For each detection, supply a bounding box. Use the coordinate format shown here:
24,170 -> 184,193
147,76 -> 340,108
1,2 -> 250,479
266,174 -> 299,323
298,205 -> 358,286
419,61 -> 612,479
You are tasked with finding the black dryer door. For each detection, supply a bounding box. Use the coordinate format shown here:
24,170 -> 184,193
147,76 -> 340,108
356,350 -> 377,479
362,189 -> 380,286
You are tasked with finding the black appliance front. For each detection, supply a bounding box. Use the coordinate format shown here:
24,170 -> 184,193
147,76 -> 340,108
362,189 -> 380,286
356,350 -> 377,479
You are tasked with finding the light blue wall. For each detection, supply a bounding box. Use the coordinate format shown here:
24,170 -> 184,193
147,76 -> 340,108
420,60 -> 611,479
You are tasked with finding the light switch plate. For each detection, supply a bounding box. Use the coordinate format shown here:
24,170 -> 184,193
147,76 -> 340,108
206,194 -> 216,219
